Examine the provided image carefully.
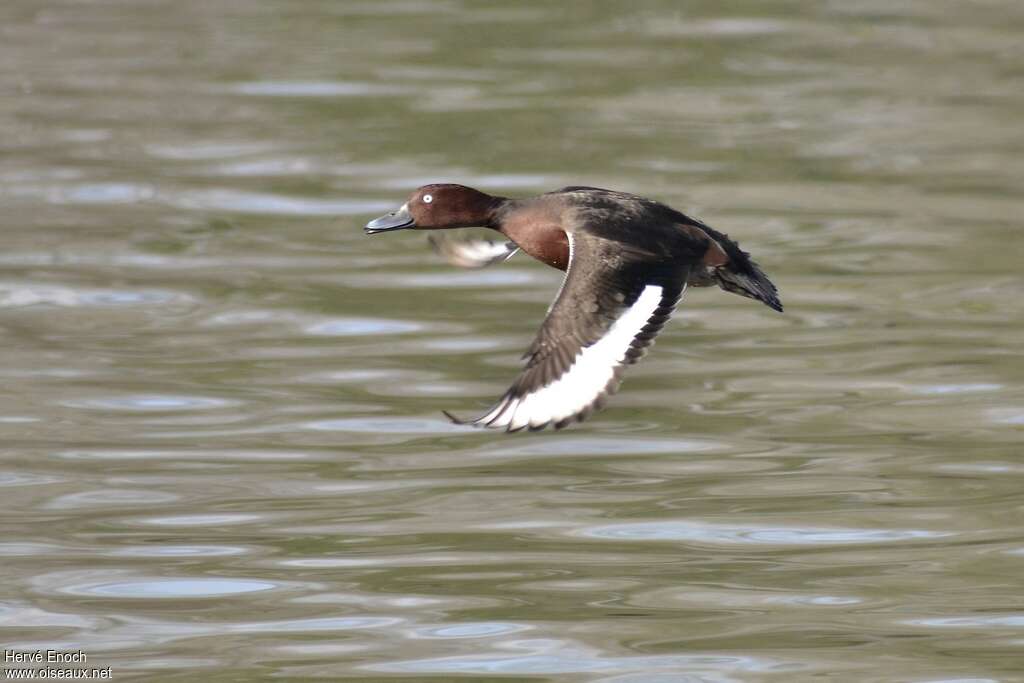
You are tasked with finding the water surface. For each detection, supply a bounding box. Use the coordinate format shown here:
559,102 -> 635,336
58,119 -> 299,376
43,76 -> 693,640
2,0 -> 1024,680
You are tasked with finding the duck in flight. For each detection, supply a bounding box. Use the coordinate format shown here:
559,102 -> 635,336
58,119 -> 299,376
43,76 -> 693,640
365,184 -> 782,432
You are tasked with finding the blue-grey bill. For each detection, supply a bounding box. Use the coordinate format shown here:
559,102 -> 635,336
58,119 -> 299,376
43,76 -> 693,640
365,205 -> 415,234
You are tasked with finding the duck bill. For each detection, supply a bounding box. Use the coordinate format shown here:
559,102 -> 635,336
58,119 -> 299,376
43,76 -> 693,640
365,204 -> 415,234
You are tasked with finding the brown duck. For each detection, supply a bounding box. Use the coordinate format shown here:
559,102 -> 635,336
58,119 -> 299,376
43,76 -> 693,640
365,184 -> 781,432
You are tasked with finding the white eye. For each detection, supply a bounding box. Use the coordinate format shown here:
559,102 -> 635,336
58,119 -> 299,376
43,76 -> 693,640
423,194 -> 433,204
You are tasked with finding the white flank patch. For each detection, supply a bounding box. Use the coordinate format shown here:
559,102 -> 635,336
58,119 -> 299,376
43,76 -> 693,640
482,284 -> 665,430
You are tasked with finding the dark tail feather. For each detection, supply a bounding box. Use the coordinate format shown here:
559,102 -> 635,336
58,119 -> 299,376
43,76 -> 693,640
715,264 -> 783,312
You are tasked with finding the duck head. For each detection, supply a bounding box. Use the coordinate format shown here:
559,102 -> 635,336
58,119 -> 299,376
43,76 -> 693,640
365,184 -> 501,234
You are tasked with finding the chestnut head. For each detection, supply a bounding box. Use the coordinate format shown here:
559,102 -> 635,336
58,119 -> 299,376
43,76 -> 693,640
365,184 -> 500,234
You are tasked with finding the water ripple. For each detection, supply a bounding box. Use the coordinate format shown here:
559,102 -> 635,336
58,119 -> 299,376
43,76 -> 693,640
304,417 -> 467,434
56,448 -> 316,462
229,81 -> 412,97
168,189 -> 394,216
367,639 -> 789,675
13,182 -> 157,205
345,269 -> 541,289
232,616 -> 403,633
63,577 -> 278,599
410,622 -> 531,639
0,471 -> 64,487
109,545 -> 250,558
145,141 -> 278,160
908,615 -> 1024,628
487,436 -> 721,458
305,317 -> 423,336
379,174 -> 553,190
64,395 -> 236,411
43,489 -> 180,510
0,283 -> 186,308
136,513 -> 265,527
579,520 -> 951,546
910,383 -> 1003,395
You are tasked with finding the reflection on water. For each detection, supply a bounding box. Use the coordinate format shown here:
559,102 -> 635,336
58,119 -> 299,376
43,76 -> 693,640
2,0 -> 1023,680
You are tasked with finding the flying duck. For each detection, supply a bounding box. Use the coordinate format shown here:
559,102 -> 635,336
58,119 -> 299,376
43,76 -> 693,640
365,184 -> 781,431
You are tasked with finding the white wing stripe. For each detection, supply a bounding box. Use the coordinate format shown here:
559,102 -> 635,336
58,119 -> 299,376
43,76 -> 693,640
487,284 -> 665,429
479,401 -> 507,425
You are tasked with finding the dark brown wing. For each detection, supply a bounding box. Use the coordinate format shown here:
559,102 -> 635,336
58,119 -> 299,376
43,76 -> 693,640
553,187 -> 782,312
446,231 -> 690,432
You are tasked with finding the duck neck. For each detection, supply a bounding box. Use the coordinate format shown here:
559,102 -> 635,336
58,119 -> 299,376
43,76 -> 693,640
486,196 -> 520,231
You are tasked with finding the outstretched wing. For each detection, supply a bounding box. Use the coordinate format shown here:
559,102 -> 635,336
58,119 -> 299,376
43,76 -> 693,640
428,234 -> 519,269
447,231 -> 689,432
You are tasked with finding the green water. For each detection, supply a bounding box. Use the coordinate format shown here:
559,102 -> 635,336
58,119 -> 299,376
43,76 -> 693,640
2,1 -> 1024,680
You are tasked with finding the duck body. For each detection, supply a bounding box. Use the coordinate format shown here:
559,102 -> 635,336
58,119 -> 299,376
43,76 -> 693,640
365,184 -> 781,431
496,187 -> 780,305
